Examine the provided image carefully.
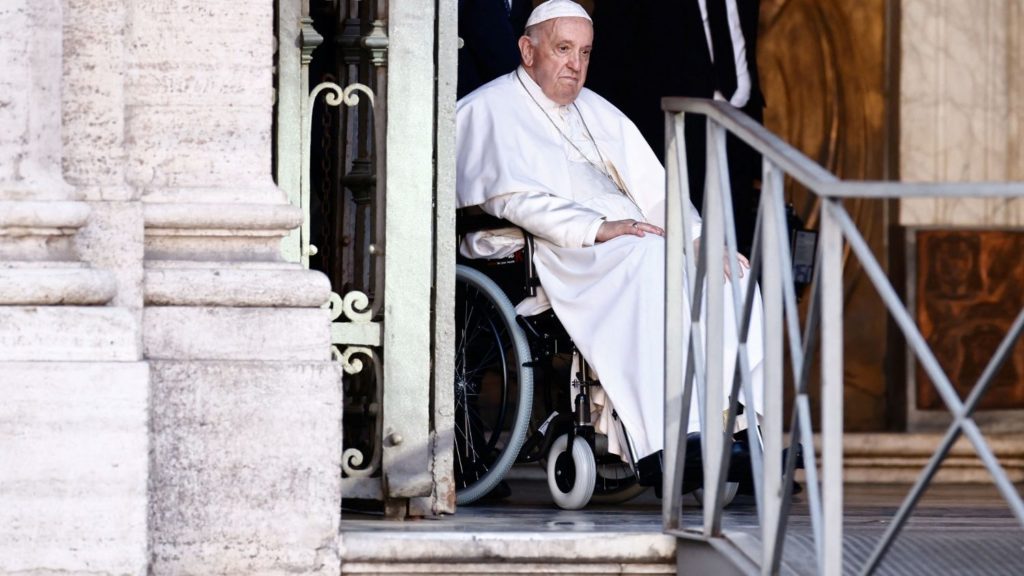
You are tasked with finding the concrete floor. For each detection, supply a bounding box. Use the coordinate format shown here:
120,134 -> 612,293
340,470 -> 1024,575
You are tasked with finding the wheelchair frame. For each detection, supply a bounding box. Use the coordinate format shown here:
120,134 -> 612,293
453,211 -> 647,509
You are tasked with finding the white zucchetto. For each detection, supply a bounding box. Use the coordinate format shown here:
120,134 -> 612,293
525,0 -> 592,29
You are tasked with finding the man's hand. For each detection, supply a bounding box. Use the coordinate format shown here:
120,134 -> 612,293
596,219 -> 665,243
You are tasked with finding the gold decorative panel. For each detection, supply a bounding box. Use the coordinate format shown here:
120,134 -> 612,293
759,0 -> 891,430
916,231 -> 1024,411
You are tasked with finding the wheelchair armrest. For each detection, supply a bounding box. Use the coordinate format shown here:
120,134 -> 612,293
456,207 -> 540,298
456,207 -> 516,235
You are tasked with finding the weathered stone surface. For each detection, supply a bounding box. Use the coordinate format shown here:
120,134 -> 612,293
143,201 -> 303,263
145,266 -> 331,307
127,1 -> 279,204
63,0 -> 129,202
0,267 -> 116,305
149,361 -> 342,575
0,0 -> 72,201
75,201 -> 145,311
143,307 -> 331,361
339,532 -> 676,564
0,362 -> 149,575
0,306 -> 139,361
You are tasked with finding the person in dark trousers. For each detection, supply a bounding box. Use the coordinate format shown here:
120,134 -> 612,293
588,0 -> 764,255
457,0 -> 533,99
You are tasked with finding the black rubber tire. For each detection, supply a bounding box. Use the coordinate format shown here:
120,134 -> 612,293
454,265 -> 534,505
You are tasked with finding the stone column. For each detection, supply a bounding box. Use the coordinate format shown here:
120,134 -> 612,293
0,0 -> 148,573
128,1 -> 342,573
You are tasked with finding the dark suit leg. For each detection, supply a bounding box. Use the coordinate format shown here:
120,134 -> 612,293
684,115 -> 708,217
726,132 -> 760,256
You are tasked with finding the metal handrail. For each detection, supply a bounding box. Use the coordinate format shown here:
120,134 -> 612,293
661,97 -> 1024,576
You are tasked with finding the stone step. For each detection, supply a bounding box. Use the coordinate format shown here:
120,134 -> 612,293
339,531 -> 676,575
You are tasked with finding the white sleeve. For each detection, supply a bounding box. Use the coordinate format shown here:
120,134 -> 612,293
690,201 -> 703,242
481,191 -> 606,249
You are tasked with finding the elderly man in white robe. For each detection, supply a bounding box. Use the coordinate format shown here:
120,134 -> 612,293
456,0 -> 765,493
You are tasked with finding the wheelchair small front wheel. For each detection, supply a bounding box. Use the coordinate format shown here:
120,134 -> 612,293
546,434 -> 596,510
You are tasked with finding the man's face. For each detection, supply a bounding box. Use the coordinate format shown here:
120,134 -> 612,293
519,17 -> 593,106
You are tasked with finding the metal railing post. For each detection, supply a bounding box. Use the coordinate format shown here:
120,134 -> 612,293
660,96 -> 1024,575
760,161 -> 785,573
702,121 -> 727,536
664,111 -> 688,531
820,199 -> 845,575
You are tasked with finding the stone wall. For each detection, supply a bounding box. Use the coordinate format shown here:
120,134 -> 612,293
1,0 -> 343,574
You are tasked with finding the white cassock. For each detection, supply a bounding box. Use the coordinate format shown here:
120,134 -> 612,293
456,67 -> 763,459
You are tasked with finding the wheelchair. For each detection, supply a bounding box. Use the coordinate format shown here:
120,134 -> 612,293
452,211 -> 647,510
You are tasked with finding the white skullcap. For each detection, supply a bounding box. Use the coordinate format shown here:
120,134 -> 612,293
525,0 -> 592,29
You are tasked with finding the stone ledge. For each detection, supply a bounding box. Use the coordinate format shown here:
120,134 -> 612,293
143,200 -> 301,231
143,306 -> 331,361
145,266 -> 331,307
341,562 -> 675,575
0,266 -> 116,305
0,306 -> 139,361
338,532 -> 676,564
0,199 -> 90,228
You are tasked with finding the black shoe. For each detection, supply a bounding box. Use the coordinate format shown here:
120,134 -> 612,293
682,433 -> 704,494
729,435 -> 805,496
636,451 -> 664,498
636,442 -> 705,498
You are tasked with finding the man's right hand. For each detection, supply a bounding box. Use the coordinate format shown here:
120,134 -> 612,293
596,219 -> 665,243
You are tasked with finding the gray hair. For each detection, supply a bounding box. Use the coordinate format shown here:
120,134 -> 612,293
524,23 -> 542,46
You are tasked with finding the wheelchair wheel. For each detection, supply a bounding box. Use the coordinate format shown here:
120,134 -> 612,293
454,265 -> 534,505
547,433 -> 596,510
590,460 -> 647,504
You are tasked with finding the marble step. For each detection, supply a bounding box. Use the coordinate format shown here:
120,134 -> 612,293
339,531 -> 676,575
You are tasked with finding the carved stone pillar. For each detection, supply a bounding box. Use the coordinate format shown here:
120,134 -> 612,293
128,1 -> 342,573
0,0 -> 147,573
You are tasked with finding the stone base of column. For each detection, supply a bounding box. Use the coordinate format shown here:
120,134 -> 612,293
0,306 -> 139,361
143,306 -> 332,361
148,360 -> 342,575
0,362 -> 149,575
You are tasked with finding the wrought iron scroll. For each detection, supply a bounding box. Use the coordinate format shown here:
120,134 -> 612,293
306,81 -> 384,488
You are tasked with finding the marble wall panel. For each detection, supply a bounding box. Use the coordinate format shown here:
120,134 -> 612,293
900,0 -> 1024,226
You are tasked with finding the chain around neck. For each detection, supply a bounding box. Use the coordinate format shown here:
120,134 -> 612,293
515,69 -> 622,193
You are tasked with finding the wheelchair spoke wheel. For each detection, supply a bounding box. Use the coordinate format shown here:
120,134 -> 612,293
454,265 -> 533,505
